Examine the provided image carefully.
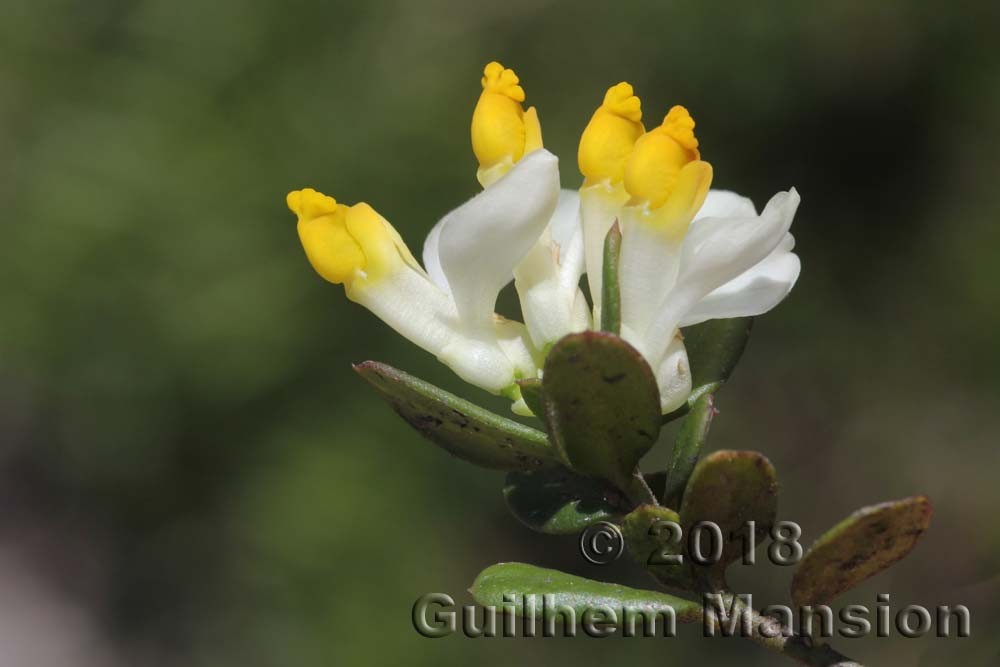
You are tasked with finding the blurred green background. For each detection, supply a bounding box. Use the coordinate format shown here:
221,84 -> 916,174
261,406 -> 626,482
2,1 -> 998,665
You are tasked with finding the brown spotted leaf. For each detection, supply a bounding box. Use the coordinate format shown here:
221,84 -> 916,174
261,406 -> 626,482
354,361 -> 557,471
791,496 -> 932,608
542,331 -> 661,490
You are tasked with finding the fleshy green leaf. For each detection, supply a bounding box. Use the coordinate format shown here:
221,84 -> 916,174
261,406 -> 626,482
622,505 -> 692,588
662,393 -> 717,506
679,450 -> 778,573
354,361 -> 557,471
600,220 -> 622,334
516,378 -> 545,418
662,317 -> 753,424
542,332 -> 661,489
791,496 -> 932,609
503,467 -> 631,534
470,562 -> 701,624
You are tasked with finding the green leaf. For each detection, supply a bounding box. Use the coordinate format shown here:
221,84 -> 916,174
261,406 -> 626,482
542,332 -> 661,489
679,450 -> 778,573
354,361 -> 557,471
662,317 -> 753,424
791,496 -> 932,609
662,393 -> 717,506
470,562 -> 701,624
515,378 -> 545,418
621,505 -> 692,588
600,220 -> 622,334
503,467 -> 632,534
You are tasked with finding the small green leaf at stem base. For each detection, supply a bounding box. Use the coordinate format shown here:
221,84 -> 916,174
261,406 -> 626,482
791,496 -> 932,609
354,361 -> 557,471
622,505 -> 693,589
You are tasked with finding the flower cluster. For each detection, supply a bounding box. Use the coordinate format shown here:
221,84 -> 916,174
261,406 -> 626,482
287,62 -> 800,414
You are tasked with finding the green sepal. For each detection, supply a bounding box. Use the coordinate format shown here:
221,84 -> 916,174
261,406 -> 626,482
679,449 -> 778,574
503,468 -> 668,535
515,378 -> 546,419
600,220 -> 622,335
470,562 -> 701,624
791,496 -> 932,609
662,317 -> 753,424
353,361 -> 557,471
662,393 -> 717,506
542,331 -> 661,490
622,505 -> 692,589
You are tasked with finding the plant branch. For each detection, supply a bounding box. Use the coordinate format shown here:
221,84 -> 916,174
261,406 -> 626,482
700,591 -> 864,666
622,469 -> 658,507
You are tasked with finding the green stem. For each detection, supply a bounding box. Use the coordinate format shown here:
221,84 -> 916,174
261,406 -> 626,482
622,470 -> 658,507
700,591 -> 864,666
642,564 -> 863,666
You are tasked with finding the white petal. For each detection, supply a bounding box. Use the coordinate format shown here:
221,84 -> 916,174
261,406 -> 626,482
550,189 -> 582,251
421,216 -> 450,293
513,189 -> 591,348
645,188 -> 800,359
580,183 -> 628,316
435,149 -> 560,332
694,189 -> 757,220
680,237 -> 800,326
655,335 -> 692,413
618,205 -> 683,350
493,316 -> 540,380
349,259 -> 522,394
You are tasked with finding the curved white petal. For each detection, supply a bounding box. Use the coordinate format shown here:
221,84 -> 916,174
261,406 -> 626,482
644,188 -> 800,360
694,189 -> 757,220
550,189 -> 582,251
434,149 -> 560,332
680,236 -> 800,326
513,189 -> 591,348
618,205 -> 683,351
580,183 -> 628,317
421,217 -> 450,293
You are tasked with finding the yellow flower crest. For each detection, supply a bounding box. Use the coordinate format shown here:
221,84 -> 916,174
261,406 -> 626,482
578,82 -> 645,185
471,61 -> 542,186
288,188 -> 406,287
624,105 -> 710,212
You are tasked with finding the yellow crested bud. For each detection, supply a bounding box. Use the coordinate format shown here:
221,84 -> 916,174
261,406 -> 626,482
624,105 -> 705,210
289,189 -> 404,286
471,61 -> 543,186
578,82 -> 645,185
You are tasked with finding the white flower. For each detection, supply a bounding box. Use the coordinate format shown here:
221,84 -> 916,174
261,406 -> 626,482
288,62 -> 800,414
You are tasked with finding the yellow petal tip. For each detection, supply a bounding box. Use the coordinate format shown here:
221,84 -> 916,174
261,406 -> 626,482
481,61 -> 525,102
602,82 -> 642,122
287,188 -> 339,222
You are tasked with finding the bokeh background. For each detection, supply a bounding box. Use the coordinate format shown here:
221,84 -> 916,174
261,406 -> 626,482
2,1 -> 999,665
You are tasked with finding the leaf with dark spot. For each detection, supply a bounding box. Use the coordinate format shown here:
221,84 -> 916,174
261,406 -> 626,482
542,332 -> 661,490
791,496 -> 932,609
354,361 -> 557,471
